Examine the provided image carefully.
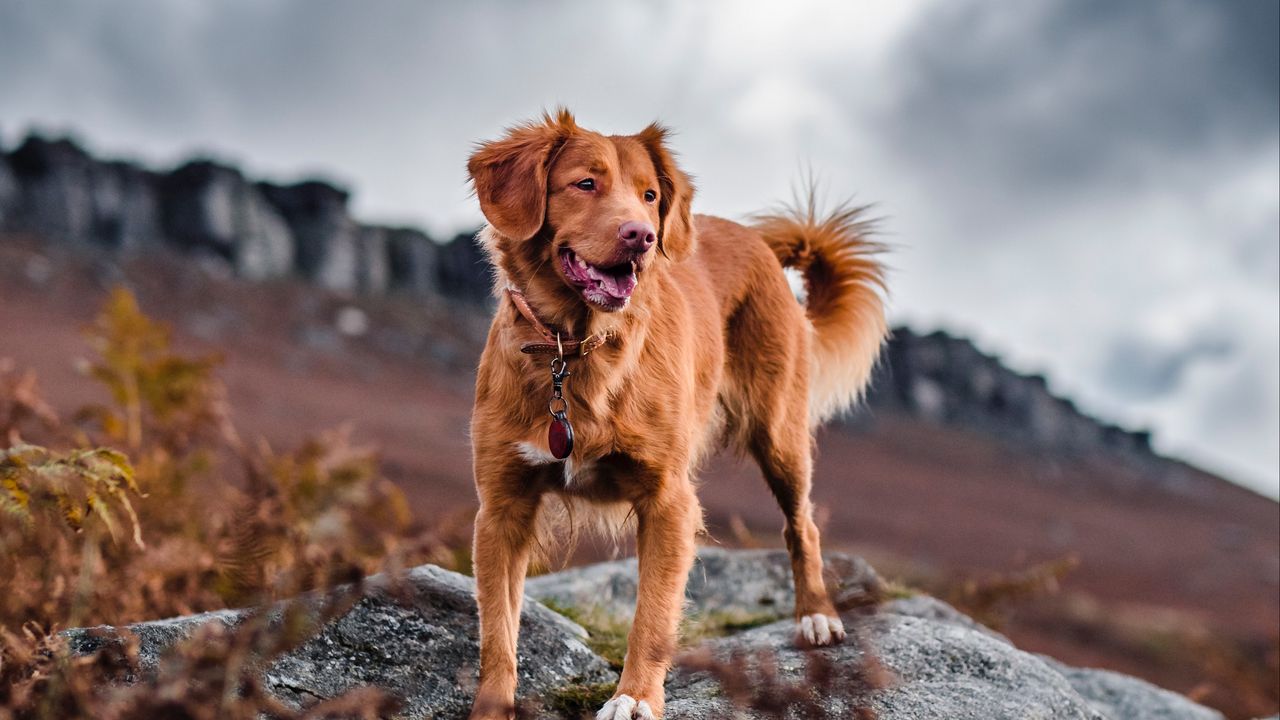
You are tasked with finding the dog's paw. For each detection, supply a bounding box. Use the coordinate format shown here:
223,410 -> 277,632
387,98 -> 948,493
596,694 -> 657,720
796,613 -> 846,647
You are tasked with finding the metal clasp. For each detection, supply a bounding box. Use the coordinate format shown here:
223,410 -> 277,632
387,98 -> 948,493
549,351 -> 570,417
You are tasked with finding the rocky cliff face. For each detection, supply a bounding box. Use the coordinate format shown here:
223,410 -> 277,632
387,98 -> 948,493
5,136 -> 166,250
0,133 -> 1165,472
0,135 -> 467,300
858,327 -> 1156,466
160,160 -> 295,279
61,550 -> 1226,720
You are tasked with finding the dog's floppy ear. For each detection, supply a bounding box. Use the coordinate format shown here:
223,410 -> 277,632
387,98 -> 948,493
468,110 -> 576,241
637,123 -> 696,262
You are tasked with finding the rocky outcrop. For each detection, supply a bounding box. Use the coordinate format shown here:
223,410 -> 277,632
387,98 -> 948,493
0,146 -> 18,229
62,550 -> 1225,720
63,565 -> 613,719
665,602 -> 1223,720
5,136 -> 165,249
159,161 -> 295,279
436,230 -> 492,304
356,224 -> 392,295
1037,656 -> 1225,720
858,327 -> 1158,467
258,180 -> 360,290
0,134 -> 480,301
536,549 -> 1223,720
384,226 -> 441,296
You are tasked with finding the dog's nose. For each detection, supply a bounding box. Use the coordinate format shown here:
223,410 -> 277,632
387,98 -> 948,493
618,221 -> 656,252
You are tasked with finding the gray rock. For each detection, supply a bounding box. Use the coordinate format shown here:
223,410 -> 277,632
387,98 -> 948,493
526,546 -> 883,624
356,225 -> 391,295
259,180 -> 359,291
6,136 -> 98,245
63,565 -> 614,719
159,161 -> 294,279
1039,656 -> 1224,720
93,161 -> 166,250
531,550 -> 1223,720
881,594 -> 1010,644
0,148 -> 20,231
862,612 -> 1105,720
665,612 -> 1103,720
63,608 -> 242,673
6,136 -> 165,249
386,226 -> 441,296
436,230 -> 493,304
664,603 -> 1225,720
861,328 -> 1156,466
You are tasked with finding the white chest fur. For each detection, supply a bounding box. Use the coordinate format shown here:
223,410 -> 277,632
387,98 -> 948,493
512,441 -> 594,488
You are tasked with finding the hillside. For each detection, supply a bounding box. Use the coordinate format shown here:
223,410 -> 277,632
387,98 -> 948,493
1,134 -> 1276,717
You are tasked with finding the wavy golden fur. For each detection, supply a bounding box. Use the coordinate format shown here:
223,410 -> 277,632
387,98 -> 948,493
754,195 -> 888,423
465,110 -> 886,720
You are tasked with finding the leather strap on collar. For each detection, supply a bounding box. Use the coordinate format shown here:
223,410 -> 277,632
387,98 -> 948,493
505,288 -> 612,356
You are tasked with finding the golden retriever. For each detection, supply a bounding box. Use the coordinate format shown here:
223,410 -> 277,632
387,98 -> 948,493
465,110 -> 886,720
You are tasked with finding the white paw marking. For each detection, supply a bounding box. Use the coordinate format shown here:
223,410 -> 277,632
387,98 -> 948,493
797,613 -> 846,646
596,694 -> 655,720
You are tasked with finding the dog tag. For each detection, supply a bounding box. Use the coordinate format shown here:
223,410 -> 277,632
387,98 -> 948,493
548,412 -> 574,459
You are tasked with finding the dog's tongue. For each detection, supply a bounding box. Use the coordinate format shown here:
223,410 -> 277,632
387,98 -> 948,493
586,265 -> 636,299
598,271 -> 636,299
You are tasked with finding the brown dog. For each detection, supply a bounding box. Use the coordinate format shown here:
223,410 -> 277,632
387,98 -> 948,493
465,110 -> 886,720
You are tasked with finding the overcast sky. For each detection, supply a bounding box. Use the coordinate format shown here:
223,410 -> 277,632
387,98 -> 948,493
2,0 -> 1277,497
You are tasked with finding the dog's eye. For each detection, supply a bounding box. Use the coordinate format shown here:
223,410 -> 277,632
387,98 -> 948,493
574,178 -> 596,191
644,189 -> 658,203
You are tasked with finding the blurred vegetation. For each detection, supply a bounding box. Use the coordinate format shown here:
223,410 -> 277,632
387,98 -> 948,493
946,554 -> 1080,631
0,287 -> 468,719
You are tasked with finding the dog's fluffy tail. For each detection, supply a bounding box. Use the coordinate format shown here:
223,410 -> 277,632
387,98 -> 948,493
754,194 -> 888,425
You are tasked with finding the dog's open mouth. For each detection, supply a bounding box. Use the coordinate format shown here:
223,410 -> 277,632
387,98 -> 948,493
559,248 -> 637,310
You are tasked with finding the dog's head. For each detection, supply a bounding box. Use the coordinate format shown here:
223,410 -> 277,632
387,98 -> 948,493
468,109 -> 695,312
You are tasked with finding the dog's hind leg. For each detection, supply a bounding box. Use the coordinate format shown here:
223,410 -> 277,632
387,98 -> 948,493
747,394 -> 846,647
728,278 -> 846,647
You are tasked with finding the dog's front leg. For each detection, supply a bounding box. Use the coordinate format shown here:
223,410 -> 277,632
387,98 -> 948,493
599,478 -> 701,720
469,482 -> 541,720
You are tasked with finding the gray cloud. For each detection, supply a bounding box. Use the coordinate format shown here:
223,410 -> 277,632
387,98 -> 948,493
1101,334 -> 1233,401
877,0 -> 1277,196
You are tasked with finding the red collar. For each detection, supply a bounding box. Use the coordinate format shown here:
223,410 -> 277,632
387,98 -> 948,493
505,288 -> 613,356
